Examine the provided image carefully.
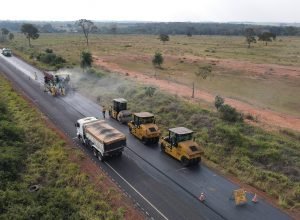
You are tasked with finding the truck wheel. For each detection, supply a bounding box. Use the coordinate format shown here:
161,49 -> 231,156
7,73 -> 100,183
142,137 -> 147,144
98,153 -> 105,162
93,148 -> 98,157
181,156 -> 190,166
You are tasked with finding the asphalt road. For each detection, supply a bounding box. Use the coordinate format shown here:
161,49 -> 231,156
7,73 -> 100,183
0,53 -> 291,220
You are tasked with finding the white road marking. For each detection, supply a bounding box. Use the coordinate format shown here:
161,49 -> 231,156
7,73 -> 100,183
175,167 -> 187,172
105,163 -> 168,220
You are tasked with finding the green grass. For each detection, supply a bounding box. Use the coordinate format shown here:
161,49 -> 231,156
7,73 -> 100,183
0,74 -> 125,219
1,33 -> 300,116
72,69 -> 300,211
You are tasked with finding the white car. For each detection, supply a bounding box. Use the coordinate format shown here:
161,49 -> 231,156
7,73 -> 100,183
2,48 -> 12,57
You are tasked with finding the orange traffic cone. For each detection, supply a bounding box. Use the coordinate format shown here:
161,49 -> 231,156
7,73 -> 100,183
199,192 -> 206,202
252,193 -> 258,203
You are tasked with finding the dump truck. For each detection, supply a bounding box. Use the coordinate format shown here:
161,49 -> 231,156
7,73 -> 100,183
1,48 -> 12,57
109,98 -> 132,124
75,117 -> 126,161
128,112 -> 160,144
160,127 -> 203,166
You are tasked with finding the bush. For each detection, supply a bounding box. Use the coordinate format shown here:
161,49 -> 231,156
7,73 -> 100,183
36,51 -> 66,67
144,87 -> 156,97
214,95 -> 224,110
219,104 -> 243,122
45,48 -> 53,53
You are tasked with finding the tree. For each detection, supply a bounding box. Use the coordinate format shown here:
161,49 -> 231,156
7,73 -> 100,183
192,65 -> 212,98
152,52 -> 164,78
1,28 -> 9,42
244,28 -> 256,48
186,26 -> 195,37
159,34 -> 169,44
218,104 -> 243,122
258,32 -> 276,46
215,95 -> 224,110
80,51 -> 93,71
76,19 -> 96,47
1,28 -> 9,35
110,24 -> 117,34
8,33 -> 14,41
21,23 -> 39,47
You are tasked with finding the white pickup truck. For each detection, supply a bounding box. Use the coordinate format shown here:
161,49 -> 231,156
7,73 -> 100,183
75,117 -> 126,161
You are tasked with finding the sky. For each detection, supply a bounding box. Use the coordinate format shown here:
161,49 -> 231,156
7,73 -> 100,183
1,0 -> 299,23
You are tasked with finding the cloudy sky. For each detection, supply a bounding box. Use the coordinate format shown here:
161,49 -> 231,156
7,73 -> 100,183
1,0 -> 299,22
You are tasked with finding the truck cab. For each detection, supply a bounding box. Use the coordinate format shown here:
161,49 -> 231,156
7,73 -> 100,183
160,127 -> 203,166
75,117 -> 98,143
128,112 -> 160,144
109,98 -> 132,123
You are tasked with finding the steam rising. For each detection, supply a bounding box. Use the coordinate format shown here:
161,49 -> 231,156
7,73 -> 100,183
56,68 -> 133,105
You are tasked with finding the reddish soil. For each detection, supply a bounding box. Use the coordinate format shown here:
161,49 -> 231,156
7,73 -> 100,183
178,54 -> 300,78
94,56 -> 300,132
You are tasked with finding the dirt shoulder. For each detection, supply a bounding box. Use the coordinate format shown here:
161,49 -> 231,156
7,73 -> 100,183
94,56 -> 300,132
95,57 -> 300,131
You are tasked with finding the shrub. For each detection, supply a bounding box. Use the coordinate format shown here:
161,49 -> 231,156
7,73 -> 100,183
214,95 -> 224,110
45,48 -> 53,53
144,86 -> 156,97
36,51 -> 66,67
219,104 -> 243,122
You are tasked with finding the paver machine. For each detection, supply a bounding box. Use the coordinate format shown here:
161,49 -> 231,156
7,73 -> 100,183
128,112 -> 160,144
159,127 -> 204,166
43,71 -> 70,96
109,98 -> 132,124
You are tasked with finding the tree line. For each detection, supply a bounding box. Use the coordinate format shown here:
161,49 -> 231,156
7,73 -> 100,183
1,20 -> 300,36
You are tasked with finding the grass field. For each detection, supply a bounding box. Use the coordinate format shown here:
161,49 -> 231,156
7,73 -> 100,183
0,73 -> 137,219
2,33 -> 300,116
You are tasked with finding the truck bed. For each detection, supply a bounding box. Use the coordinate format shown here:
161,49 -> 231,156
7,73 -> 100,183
84,120 -> 126,145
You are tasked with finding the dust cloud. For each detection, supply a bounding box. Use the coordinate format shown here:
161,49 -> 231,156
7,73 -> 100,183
55,68 -> 133,105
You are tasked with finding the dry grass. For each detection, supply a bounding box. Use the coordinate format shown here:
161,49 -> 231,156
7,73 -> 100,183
2,34 -> 300,117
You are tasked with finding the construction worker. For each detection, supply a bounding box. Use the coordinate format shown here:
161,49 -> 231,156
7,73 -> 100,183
199,192 -> 206,202
102,106 -> 106,119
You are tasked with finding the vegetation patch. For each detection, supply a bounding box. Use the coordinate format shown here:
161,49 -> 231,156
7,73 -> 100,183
36,48 -> 66,69
73,71 -> 300,210
0,74 -> 125,219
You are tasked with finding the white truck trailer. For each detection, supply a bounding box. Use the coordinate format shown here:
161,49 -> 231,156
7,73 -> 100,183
75,117 -> 126,161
